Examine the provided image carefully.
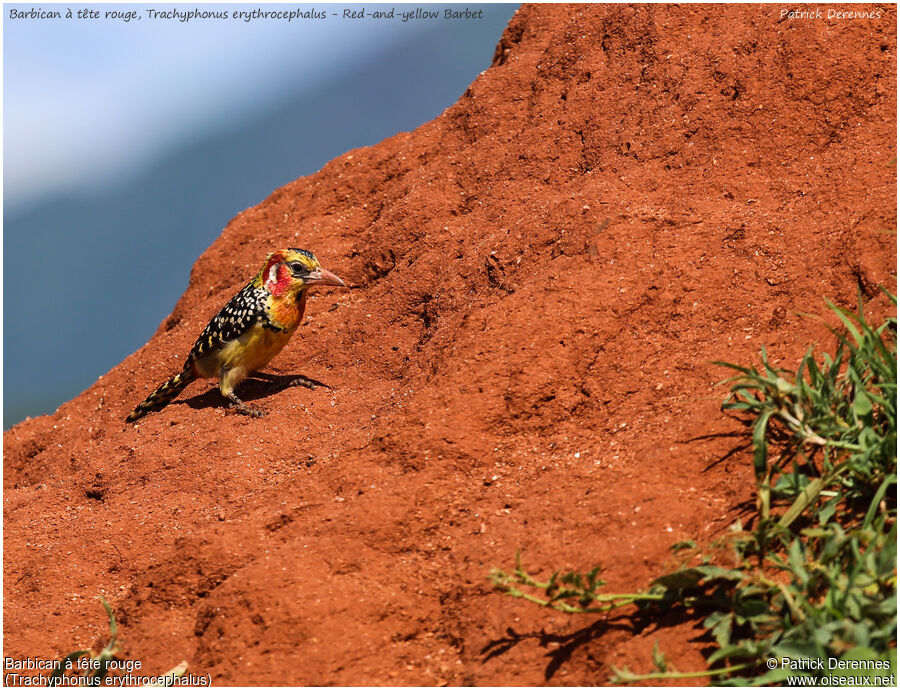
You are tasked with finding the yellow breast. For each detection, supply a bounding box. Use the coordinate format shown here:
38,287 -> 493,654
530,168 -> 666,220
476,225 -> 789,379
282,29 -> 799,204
195,322 -> 294,379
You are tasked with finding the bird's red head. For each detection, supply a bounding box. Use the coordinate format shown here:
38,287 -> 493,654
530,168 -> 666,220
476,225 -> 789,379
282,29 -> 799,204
256,248 -> 345,299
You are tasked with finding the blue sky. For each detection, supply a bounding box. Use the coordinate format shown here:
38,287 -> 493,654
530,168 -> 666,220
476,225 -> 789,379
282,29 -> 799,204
5,4 -> 433,212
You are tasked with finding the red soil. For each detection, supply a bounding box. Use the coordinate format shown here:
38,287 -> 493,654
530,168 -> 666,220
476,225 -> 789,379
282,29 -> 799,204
4,4 -> 896,686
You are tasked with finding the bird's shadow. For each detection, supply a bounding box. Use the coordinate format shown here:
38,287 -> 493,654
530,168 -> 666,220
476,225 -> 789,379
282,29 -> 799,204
176,372 -> 331,412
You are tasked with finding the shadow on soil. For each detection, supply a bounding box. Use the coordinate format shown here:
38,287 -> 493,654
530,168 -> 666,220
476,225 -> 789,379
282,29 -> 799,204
481,608 -> 712,681
178,372 -> 333,413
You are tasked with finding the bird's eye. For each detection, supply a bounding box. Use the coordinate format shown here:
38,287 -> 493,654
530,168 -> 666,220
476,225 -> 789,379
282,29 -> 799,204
289,262 -> 307,275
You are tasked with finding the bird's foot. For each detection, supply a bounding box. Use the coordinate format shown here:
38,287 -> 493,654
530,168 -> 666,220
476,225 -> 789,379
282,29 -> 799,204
226,393 -> 266,418
229,403 -> 265,418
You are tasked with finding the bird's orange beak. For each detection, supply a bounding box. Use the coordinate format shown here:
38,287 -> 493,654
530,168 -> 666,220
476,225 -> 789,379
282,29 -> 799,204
304,268 -> 345,287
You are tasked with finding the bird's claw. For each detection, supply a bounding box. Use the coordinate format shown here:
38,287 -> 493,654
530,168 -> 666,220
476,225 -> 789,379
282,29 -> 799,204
228,402 -> 266,418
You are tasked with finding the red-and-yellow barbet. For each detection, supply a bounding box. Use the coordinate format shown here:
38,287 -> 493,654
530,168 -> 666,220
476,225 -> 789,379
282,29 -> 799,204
126,248 -> 345,422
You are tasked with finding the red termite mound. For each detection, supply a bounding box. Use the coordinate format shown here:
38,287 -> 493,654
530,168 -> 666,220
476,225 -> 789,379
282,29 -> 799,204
4,4 -> 895,685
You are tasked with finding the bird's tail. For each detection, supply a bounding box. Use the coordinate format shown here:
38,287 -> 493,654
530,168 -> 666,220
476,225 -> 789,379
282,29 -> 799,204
126,367 -> 196,422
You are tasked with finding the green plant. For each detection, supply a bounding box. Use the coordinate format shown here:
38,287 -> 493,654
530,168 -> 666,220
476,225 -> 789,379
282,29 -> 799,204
717,294 -> 896,541
490,295 -> 897,684
49,598 -> 120,687
490,550 -> 674,613
48,598 -> 188,687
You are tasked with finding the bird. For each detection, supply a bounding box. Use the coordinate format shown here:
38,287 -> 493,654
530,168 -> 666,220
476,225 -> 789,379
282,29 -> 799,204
126,248 -> 345,422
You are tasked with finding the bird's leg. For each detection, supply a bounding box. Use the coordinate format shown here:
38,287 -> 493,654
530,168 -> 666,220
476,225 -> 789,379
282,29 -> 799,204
220,365 -> 265,418
225,391 -> 265,418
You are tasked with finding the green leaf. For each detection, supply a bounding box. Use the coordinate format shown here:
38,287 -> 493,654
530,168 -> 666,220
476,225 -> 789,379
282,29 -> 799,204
704,610 -> 734,648
752,410 -> 774,477
864,476 -> 896,528
671,540 -> 697,552
706,643 -> 756,664
651,565 -> 743,590
825,298 -> 864,347
853,391 -> 874,419
652,641 -> 668,673
100,596 -> 117,646
778,477 -> 825,529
